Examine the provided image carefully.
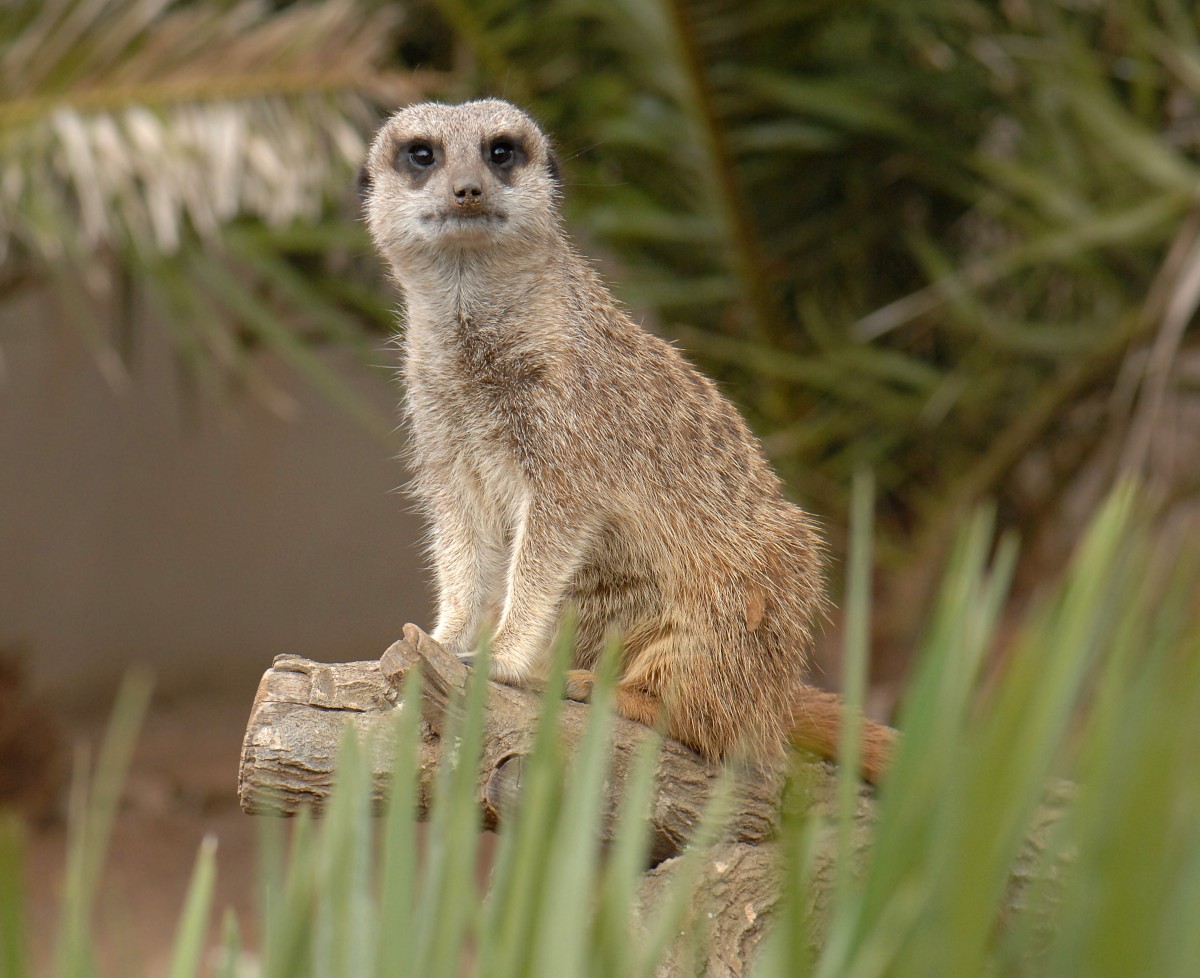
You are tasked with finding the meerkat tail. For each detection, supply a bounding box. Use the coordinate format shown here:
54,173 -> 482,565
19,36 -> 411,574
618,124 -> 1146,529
789,685 -> 895,784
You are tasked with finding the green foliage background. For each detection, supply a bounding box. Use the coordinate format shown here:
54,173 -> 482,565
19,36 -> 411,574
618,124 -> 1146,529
3,0 -> 1198,627
428,0 -> 1200,589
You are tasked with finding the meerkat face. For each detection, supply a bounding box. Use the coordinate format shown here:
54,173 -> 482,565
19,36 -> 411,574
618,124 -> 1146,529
362,99 -> 562,268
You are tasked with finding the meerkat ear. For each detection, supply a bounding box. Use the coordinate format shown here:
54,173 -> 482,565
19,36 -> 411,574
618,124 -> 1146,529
356,163 -> 373,207
546,146 -> 563,187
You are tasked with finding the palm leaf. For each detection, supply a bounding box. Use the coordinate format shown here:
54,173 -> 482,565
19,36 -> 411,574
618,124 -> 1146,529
0,0 -> 428,422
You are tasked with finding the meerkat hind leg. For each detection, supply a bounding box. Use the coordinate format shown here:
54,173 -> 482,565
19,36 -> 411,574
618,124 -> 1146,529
564,670 -> 663,729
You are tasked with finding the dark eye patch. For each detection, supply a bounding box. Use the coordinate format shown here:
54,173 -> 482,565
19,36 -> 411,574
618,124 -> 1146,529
489,140 -> 516,167
484,135 -> 527,178
394,139 -> 440,177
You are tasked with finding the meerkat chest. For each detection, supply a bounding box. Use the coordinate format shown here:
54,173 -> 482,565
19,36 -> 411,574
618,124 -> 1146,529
403,315 -> 545,506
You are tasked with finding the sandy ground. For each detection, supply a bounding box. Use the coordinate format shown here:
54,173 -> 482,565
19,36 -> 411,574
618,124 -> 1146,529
21,690 -> 262,978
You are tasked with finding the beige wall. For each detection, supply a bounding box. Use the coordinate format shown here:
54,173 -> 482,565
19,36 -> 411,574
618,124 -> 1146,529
0,291 -> 431,706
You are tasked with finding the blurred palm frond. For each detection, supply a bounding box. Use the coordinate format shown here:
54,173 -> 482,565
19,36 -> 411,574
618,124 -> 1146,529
0,0 -> 412,263
0,0 -> 429,424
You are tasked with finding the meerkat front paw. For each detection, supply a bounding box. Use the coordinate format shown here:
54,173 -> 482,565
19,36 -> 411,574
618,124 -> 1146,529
454,646 -> 535,681
486,653 -> 537,686
431,624 -> 477,656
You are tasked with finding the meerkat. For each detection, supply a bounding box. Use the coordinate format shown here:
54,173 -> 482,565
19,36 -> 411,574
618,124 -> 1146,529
361,98 -> 894,781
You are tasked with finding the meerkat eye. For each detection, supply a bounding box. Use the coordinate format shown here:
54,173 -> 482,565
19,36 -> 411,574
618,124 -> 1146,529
489,140 -> 516,167
407,143 -> 436,168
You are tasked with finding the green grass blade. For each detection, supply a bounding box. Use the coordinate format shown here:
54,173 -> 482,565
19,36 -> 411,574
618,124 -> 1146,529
376,669 -> 424,977
261,810 -> 318,978
165,835 -> 218,978
1033,547 -> 1200,978
313,730 -> 375,978
479,626 -> 579,978
593,731 -> 665,978
929,490 -> 1133,973
815,511 -> 1013,976
55,671 -> 152,978
0,815 -> 29,978
410,635 -> 493,978
530,639 -> 624,978
213,910 -> 243,978
833,468 -> 873,911
631,774 -> 737,978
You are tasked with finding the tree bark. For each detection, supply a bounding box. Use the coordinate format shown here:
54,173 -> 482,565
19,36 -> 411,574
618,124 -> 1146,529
237,623 -> 1067,977
238,623 -> 839,862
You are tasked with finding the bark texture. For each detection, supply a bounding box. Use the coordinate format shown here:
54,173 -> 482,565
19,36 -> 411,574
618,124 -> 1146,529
238,623 -> 1066,976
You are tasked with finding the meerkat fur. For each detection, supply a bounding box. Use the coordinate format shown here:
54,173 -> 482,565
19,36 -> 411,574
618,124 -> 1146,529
361,98 -> 893,779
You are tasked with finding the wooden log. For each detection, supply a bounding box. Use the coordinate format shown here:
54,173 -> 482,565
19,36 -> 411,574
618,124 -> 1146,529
237,624 -> 1069,977
237,623 -> 859,863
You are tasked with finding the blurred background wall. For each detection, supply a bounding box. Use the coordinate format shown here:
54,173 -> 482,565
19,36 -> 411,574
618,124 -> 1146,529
0,285 -> 430,705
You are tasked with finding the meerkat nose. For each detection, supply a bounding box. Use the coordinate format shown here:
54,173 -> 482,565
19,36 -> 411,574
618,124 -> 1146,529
452,171 -> 484,207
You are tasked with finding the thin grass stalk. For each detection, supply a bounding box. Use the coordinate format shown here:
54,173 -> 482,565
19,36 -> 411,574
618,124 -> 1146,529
902,486 -> 1136,974
1155,812 -> 1200,978
164,835 -> 218,978
1032,548 -> 1200,978
213,910 -> 243,978
813,509 -> 1015,977
254,813 -> 286,974
411,634 -> 492,978
630,772 -> 737,978
529,641 -> 624,978
478,627 -> 578,978
313,732 -> 375,978
54,671 -> 152,978
375,668 -> 424,977
593,732 -> 665,978
753,818 -> 822,978
814,488 -> 1148,976
833,468 -> 873,912
0,815 -> 29,978
260,811 -> 319,978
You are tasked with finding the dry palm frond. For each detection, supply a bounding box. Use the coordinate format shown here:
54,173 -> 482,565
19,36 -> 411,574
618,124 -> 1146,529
0,0 -> 435,425
0,0 -> 419,264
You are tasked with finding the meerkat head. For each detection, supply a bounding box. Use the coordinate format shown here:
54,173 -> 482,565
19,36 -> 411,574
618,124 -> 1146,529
361,99 -> 563,272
